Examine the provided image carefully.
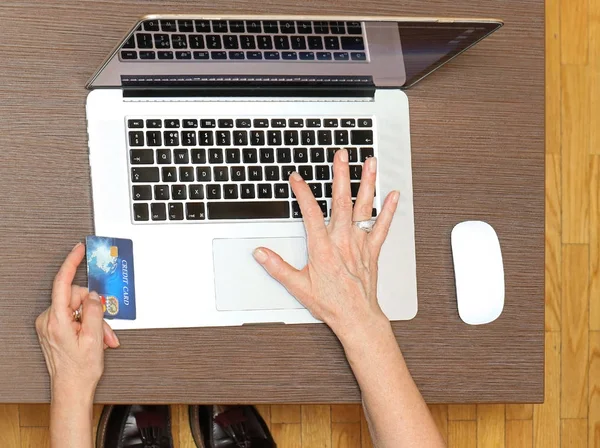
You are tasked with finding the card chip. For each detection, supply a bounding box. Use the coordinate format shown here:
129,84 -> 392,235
110,246 -> 118,257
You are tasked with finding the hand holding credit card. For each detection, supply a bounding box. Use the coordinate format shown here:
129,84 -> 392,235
86,236 -> 136,320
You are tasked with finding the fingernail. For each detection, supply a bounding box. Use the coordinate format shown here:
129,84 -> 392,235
368,157 -> 377,173
338,148 -> 348,162
253,248 -> 268,263
290,172 -> 302,182
89,291 -> 100,301
392,191 -> 400,203
72,242 -> 83,251
114,334 -> 121,347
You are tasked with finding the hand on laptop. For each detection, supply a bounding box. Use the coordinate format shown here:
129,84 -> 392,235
253,148 -> 399,342
35,242 -> 119,448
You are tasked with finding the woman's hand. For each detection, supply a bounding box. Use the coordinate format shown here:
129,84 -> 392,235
35,242 -> 119,396
253,148 -> 399,341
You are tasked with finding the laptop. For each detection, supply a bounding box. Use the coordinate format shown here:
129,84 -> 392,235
85,15 -> 502,329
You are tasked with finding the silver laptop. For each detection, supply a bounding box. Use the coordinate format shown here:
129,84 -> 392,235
85,15 -> 502,329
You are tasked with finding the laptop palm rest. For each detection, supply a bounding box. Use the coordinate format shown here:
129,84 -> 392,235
212,237 -> 307,311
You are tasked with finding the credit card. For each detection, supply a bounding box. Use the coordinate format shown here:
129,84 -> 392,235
86,236 -> 136,320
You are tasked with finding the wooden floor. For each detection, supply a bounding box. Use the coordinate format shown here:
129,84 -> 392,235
1,0 -> 599,446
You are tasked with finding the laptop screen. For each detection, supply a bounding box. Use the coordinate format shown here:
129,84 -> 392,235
87,17 -> 502,90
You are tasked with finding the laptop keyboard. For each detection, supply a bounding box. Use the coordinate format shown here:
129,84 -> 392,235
127,117 -> 377,223
120,19 -> 368,63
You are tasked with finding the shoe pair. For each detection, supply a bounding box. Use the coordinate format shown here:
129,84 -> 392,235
96,405 -> 276,447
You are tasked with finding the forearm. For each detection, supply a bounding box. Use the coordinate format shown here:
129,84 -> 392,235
338,316 -> 445,448
50,382 -> 95,448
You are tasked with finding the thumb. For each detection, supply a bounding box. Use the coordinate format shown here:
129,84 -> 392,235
103,321 -> 120,348
80,291 -> 105,341
253,247 -> 309,299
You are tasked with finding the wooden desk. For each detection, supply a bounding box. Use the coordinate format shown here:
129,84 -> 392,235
0,1 -> 544,403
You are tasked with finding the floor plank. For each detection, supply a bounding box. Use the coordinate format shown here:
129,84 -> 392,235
533,332 -> 561,448
591,0 -> 600,68
428,404 -> 448,445
448,404 -> 477,421
256,404 -> 272,430
561,65 -> 590,243
562,419 -> 588,448
545,154 -> 562,331
301,405 -> 331,448
592,72 -> 600,155
560,0 -> 589,64
506,419 -> 533,448
448,420 -> 476,448
18,404 -> 49,427
477,405 -> 505,447
92,404 -> 103,445
171,405 -> 196,448
506,404 -> 534,420
360,408 -> 374,448
590,332 -> 600,448
590,156 -> 600,330
271,405 -> 301,424
272,423 -> 302,448
0,405 -> 21,448
20,427 -> 49,448
332,423 -> 361,448
561,244 -> 590,418
546,0 -> 561,155
331,405 -> 361,423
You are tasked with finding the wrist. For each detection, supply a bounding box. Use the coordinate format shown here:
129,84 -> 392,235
51,378 -> 96,409
331,308 -> 394,352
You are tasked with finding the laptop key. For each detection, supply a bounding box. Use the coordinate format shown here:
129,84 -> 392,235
279,21 -> 296,33
151,203 -> 167,221
183,119 -> 198,128
306,118 -> 321,128
314,21 -> 329,34
233,131 -> 248,145
260,148 -> 274,163
258,184 -> 272,198
165,119 -> 180,128
179,167 -> 195,182
136,33 -> 153,49
251,130 -> 265,145
154,34 -> 171,48
218,119 -> 234,128
315,164 -> 330,180
281,165 -> 295,180
139,51 -> 156,59
271,118 -> 286,128
308,36 -> 323,50
241,184 -> 255,199
297,21 -> 313,34
128,119 -> 143,128
257,35 -> 273,49
206,184 -> 221,199
156,148 -> 171,164
242,148 -> 258,163
186,203 -> 206,220
196,166 -> 212,182
341,119 -> 356,127
157,51 -> 174,59
277,147 -> 291,163
189,184 -> 204,199
285,131 -> 299,145
133,203 -> 149,221
132,185 -> 152,200
282,52 -> 297,60
231,166 -> 245,181
299,52 -> 315,60
164,131 -> 179,146
298,165 -> 313,180
236,118 -> 252,128
176,51 -> 192,59
324,119 -> 338,128
195,20 -> 211,33
265,165 -> 279,180
211,51 -> 227,60
291,201 -> 302,218
201,119 -> 216,128
208,201 -> 290,220
264,51 -> 280,60
248,166 -> 262,180
129,131 -> 144,146
325,183 -> 333,198
123,35 -> 136,48
206,35 -> 222,49
350,182 -> 361,198
190,35 -> 205,49
168,203 -> 184,220
229,21 -> 245,33
309,183 -> 323,198
172,35 -> 188,49
121,50 -> 137,59
162,167 -> 177,182
178,20 -> 194,32
350,164 -> 362,180
198,131 -> 214,146
334,52 -> 350,61
329,21 -> 346,34
324,37 -> 340,50
311,148 -> 325,163
208,148 -> 224,164
247,51 -> 263,60
143,20 -> 160,32
171,184 -> 187,200
214,166 -> 229,182
223,184 -> 238,199
268,130 -> 282,145
253,119 -> 269,128
226,148 -> 241,163
228,51 -> 244,60
191,148 -> 206,164
247,20 -> 262,33
351,52 -> 367,61
317,52 -> 333,60
334,130 -> 349,145
262,21 -> 279,33
341,36 -> 365,51
274,183 -> 289,198
212,20 -> 228,33
293,148 -> 308,163
224,35 -> 239,49
318,130 -> 332,145
347,22 -> 363,35
160,20 -> 177,32
274,35 -> 290,49
154,185 -> 170,200
291,36 -> 307,50
146,119 -> 162,128
193,51 -> 210,59
182,131 -> 196,146
216,130 -> 231,146
351,130 -> 374,145
130,149 -> 154,164
318,200 -> 328,217
132,167 -> 159,183
301,130 -> 316,145
289,118 -> 303,128
358,118 -> 372,127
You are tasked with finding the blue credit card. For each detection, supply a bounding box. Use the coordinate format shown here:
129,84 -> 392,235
86,236 -> 136,320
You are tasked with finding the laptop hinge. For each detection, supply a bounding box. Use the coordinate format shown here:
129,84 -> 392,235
121,74 -> 375,98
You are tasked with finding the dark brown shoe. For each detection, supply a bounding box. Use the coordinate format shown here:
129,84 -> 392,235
188,405 -> 276,448
96,405 -> 174,448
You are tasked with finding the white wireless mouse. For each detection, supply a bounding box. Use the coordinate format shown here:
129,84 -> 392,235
451,221 -> 505,325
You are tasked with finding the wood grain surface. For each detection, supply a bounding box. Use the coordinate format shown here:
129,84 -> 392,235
0,0 -> 544,403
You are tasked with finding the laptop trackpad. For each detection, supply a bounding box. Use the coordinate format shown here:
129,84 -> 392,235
213,237 -> 307,311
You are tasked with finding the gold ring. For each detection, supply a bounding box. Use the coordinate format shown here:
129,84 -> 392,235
73,308 -> 82,322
